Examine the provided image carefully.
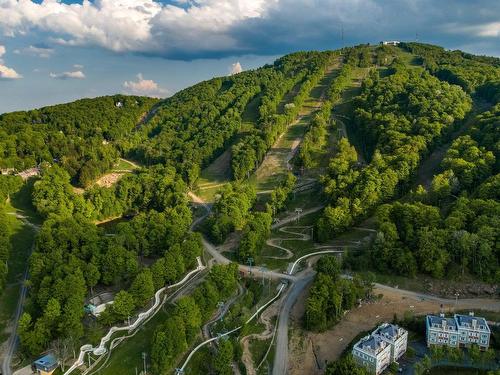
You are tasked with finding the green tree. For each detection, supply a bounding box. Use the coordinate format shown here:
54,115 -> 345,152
213,340 -> 234,375
111,290 -> 135,322
130,269 -> 155,306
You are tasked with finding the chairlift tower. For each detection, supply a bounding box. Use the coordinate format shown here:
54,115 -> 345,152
294,208 -> 303,223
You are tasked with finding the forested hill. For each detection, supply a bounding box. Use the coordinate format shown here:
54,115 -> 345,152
0,95 -> 158,186
0,42 -> 498,372
0,51 -> 333,187
2,44 -> 497,190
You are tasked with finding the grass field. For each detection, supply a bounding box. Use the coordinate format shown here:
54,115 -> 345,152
197,60 -> 342,200
98,308 -> 169,375
113,158 -> 139,171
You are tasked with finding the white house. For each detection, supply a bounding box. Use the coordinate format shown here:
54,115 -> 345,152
426,312 -> 490,350
426,314 -> 459,347
455,313 -> 490,349
381,41 -> 400,46
373,323 -> 408,362
353,323 -> 408,374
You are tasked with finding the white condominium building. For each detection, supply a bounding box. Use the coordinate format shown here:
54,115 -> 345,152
426,312 -> 490,350
352,323 -> 408,374
374,323 -> 409,361
455,313 -> 490,349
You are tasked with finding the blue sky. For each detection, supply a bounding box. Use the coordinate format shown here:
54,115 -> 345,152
0,0 -> 499,114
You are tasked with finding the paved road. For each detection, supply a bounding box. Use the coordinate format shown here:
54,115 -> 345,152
272,274 -> 314,375
189,192 -> 298,281
202,237 -> 296,281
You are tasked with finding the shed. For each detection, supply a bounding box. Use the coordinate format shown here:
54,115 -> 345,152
33,354 -> 58,375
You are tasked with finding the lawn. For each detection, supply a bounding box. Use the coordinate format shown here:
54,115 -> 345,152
98,308 -> 169,375
113,158 -> 139,171
8,177 -> 42,225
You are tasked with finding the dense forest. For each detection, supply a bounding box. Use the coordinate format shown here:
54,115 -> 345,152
317,63 -> 472,240
347,104 -> 500,282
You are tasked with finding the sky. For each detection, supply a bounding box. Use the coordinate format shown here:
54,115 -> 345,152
0,0 -> 499,114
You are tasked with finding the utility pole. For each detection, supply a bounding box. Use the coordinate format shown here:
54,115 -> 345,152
260,265 -> 267,290
341,23 -> 344,47
247,257 -> 254,276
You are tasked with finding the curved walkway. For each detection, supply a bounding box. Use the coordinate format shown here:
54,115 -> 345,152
265,226 -> 312,260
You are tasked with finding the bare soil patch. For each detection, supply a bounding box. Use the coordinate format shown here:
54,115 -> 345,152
95,172 -> 127,188
288,284 -> 500,375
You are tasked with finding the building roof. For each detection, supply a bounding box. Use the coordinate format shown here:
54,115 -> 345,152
427,315 -> 458,331
34,354 -> 58,371
355,334 -> 389,355
455,314 -> 490,332
374,323 -> 405,341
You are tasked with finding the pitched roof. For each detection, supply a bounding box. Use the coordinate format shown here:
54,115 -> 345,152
355,334 -> 388,355
455,314 -> 490,332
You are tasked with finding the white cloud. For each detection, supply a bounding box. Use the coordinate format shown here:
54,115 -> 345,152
0,0 -> 275,56
229,61 -> 243,75
0,44 -> 22,79
447,21 -> 500,38
14,45 -> 54,58
0,0 -> 498,59
123,73 -> 168,97
49,70 -> 86,80
73,64 -> 84,69
0,64 -> 22,79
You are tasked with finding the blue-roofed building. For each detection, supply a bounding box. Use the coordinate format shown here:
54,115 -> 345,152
455,313 -> 491,349
33,353 -> 59,375
352,323 -> 408,374
426,312 -> 491,350
373,323 -> 408,362
426,314 -> 459,348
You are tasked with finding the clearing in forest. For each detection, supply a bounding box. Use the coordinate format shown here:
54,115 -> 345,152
74,158 -> 140,193
196,94 -> 262,200
251,62 -> 341,192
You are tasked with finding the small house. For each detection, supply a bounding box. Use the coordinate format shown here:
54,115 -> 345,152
32,354 -> 58,375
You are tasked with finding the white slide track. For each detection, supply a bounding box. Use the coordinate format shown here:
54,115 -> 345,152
63,257 -> 205,375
